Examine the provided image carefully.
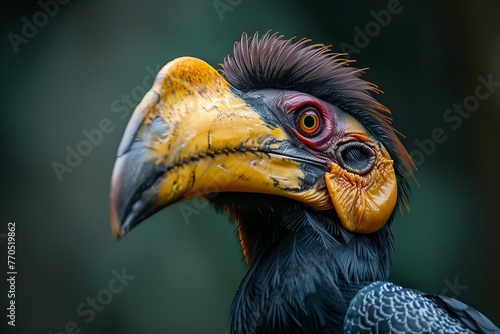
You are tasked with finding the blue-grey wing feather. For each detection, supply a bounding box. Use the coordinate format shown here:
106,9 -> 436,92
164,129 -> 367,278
344,281 -> 498,334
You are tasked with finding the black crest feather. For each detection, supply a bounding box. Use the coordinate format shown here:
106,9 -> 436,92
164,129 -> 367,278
220,32 -> 415,211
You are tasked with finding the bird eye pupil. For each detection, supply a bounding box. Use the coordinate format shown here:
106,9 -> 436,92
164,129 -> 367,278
297,108 -> 321,135
303,115 -> 316,128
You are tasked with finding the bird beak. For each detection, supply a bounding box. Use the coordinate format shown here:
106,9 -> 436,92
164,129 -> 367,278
109,57 -> 330,239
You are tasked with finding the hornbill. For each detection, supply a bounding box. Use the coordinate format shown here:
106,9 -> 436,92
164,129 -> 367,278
109,33 -> 499,333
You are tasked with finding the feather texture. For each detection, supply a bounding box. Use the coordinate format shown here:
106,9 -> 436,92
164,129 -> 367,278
345,281 -> 499,333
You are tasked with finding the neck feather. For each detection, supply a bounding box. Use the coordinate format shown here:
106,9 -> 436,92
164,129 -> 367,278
211,194 -> 394,333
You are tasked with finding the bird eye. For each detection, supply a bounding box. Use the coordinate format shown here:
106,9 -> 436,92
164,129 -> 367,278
296,108 -> 321,136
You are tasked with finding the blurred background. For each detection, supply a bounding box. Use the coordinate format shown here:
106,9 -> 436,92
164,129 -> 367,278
1,0 -> 499,333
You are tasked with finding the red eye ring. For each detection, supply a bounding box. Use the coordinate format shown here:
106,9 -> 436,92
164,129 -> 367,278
280,93 -> 335,151
296,108 -> 321,136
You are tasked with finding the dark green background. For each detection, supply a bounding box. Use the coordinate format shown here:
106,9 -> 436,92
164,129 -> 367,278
1,0 -> 499,333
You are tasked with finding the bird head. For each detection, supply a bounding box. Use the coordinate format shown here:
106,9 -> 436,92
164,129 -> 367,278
110,33 -> 414,254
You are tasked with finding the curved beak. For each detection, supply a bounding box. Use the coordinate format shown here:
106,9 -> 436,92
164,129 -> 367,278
109,57 -> 329,239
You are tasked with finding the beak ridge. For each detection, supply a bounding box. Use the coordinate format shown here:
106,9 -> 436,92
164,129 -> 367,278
117,90 -> 160,157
